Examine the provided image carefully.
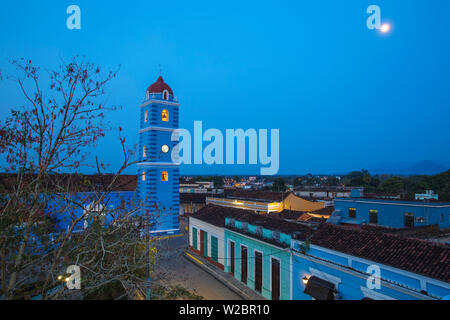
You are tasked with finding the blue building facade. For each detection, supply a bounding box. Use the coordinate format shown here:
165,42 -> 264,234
331,197 -> 450,229
223,218 -> 292,300
190,204 -> 450,300
291,241 -> 450,300
137,76 -> 180,235
45,191 -> 137,232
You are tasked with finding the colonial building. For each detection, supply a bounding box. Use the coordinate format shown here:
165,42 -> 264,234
291,224 -> 450,300
206,191 -> 324,214
330,197 -> 450,229
188,204 -> 450,300
180,193 -> 208,215
137,76 -> 180,235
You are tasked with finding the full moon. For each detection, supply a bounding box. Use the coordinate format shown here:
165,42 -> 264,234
380,23 -> 391,33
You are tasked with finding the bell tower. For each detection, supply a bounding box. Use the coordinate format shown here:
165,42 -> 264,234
137,76 -> 180,235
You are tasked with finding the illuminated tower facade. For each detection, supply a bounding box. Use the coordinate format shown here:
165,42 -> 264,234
137,76 -> 180,235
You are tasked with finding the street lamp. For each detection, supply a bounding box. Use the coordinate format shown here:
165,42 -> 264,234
146,209 -> 151,300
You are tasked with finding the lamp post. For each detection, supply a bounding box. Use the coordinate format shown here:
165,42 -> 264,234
146,209 -> 151,300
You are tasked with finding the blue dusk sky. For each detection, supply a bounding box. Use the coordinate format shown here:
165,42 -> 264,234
0,0 -> 449,175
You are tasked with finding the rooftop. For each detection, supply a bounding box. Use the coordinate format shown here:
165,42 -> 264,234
335,197 -> 450,206
191,204 -> 450,283
179,193 -> 209,203
309,223 -> 450,283
192,204 -> 316,241
146,75 -> 173,96
220,191 -> 293,202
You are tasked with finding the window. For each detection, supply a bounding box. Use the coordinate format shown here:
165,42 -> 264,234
163,90 -> 169,100
143,146 -> 147,158
369,210 -> 378,224
211,236 -> 218,262
161,171 -> 168,181
241,246 -> 248,284
254,250 -> 263,293
144,110 -> 148,122
404,212 -> 414,228
142,171 -> 146,181
162,109 -> 169,122
192,227 -> 198,250
348,208 -> 356,219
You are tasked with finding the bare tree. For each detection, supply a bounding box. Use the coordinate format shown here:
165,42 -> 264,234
0,56 -> 165,299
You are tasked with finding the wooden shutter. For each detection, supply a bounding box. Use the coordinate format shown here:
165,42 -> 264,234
211,236 -> 218,262
271,258 -> 280,300
241,246 -> 248,284
230,241 -> 235,275
192,227 -> 197,250
255,251 -> 263,293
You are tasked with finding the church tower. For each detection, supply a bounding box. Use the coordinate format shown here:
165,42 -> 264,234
137,76 -> 180,235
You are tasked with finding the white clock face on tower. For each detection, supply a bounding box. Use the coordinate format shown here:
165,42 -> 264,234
161,144 -> 169,153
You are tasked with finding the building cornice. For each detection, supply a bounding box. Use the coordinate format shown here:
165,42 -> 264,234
335,198 -> 450,208
137,162 -> 180,166
140,99 -> 180,108
139,126 -> 177,133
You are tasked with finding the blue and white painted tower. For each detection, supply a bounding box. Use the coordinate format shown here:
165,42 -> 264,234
137,76 -> 180,235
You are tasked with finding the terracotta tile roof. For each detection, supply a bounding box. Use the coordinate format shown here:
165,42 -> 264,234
224,190 -> 291,202
346,224 -> 450,241
191,204 -> 257,227
192,204 -> 315,241
272,207 -> 334,221
193,206 -> 450,282
310,206 -> 334,216
297,213 -> 328,224
310,223 -> 450,283
147,76 -> 173,95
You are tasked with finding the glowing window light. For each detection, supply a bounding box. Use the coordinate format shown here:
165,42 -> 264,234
162,109 -> 169,122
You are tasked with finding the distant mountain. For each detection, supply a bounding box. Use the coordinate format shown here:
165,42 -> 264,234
370,160 -> 449,176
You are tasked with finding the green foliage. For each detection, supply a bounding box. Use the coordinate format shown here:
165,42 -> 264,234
378,176 -> 404,194
294,169 -> 450,201
272,177 -> 286,192
341,169 -> 380,193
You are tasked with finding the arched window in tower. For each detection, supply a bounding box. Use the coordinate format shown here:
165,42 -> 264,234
161,171 -> 168,182
144,110 -> 148,122
163,90 -> 169,100
162,109 -> 169,122
143,146 -> 147,158
142,171 -> 146,181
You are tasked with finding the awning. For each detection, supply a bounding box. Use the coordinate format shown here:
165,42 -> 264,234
303,276 -> 336,300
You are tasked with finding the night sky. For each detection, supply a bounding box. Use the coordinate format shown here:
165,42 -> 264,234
1,0 -> 449,175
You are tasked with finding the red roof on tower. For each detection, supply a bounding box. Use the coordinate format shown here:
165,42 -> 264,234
147,76 -> 173,96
